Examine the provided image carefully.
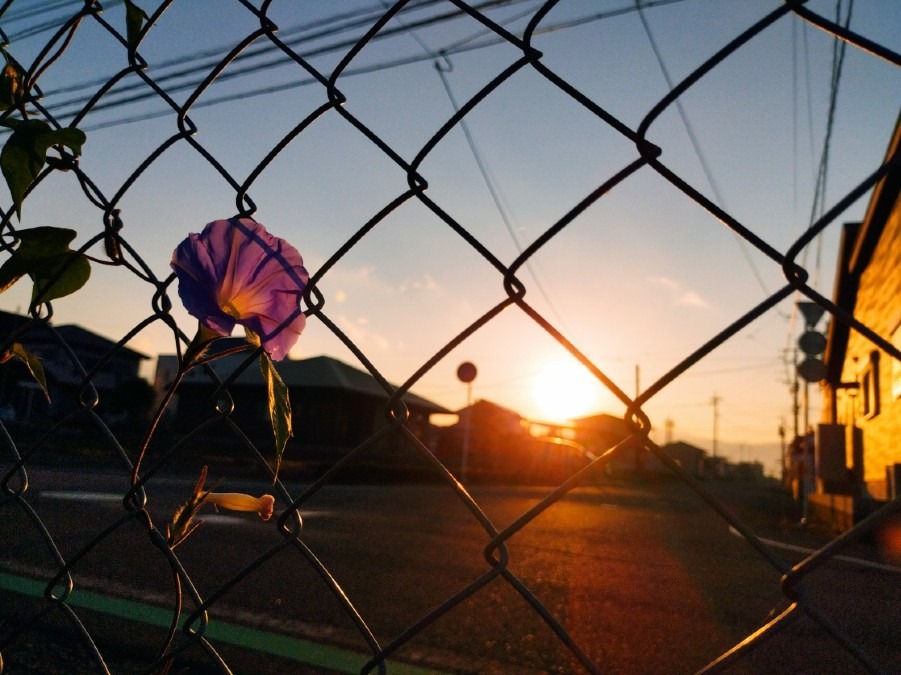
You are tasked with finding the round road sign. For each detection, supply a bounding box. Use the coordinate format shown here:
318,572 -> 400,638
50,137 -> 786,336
457,362 -> 477,383
797,357 -> 827,382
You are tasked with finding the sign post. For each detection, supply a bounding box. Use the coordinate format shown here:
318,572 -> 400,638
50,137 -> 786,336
457,362 -> 477,483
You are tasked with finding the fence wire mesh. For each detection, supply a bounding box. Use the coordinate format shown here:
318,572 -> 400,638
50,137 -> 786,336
0,0 -> 899,673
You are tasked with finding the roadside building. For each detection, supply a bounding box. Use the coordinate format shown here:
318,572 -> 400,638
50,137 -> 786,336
154,351 -> 449,476
434,399 -> 548,482
570,413 -> 647,477
0,310 -> 148,427
818,115 -> 901,527
732,461 -> 766,481
660,441 -> 708,477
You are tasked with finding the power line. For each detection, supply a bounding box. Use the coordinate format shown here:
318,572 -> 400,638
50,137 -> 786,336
376,0 -> 570,326
806,0 -> 853,289
42,0 -> 524,119
783,0 -> 853,390
0,0 -> 87,26
67,2 -> 533,132
44,0 -> 445,97
29,1 -> 688,130
711,393 -> 721,458
636,0 -> 772,299
433,55 -> 571,328
1,0 -> 106,42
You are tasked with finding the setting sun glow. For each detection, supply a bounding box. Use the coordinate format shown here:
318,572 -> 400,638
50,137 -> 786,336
533,360 -> 599,422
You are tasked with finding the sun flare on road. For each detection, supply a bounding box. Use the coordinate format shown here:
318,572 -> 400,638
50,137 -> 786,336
532,360 -> 599,423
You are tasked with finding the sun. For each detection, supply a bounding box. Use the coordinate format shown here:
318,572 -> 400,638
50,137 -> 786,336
532,360 -> 599,422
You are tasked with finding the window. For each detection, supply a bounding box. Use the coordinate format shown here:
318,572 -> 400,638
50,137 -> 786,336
892,321 -> 901,400
859,351 -> 880,419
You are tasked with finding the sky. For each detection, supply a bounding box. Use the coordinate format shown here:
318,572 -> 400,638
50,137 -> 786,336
0,0 -> 899,475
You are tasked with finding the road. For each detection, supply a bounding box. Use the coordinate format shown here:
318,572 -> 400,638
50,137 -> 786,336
1,467 -> 898,674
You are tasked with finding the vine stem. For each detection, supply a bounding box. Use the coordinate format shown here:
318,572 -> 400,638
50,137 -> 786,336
154,563 -> 183,675
130,367 -> 185,487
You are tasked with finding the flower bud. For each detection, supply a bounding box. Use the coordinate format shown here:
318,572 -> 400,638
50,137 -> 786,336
207,492 -> 275,521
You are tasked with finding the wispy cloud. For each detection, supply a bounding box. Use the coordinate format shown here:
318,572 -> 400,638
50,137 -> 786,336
334,313 -> 392,352
648,276 -> 709,308
320,265 -> 441,301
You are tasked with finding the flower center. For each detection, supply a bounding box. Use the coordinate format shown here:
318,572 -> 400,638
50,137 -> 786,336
221,299 -> 243,319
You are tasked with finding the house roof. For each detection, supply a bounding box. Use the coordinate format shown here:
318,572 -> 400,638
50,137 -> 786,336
571,413 -> 636,434
824,114 -> 901,383
177,353 -> 450,414
661,441 -> 708,458
53,325 -> 149,360
0,310 -> 148,360
454,398 -> 522,419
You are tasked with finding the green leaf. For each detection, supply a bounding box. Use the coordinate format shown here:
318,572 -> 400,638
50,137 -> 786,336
260,350 -> 292,481
0,119 -> 86,218
124,0 -> 150,50
10,342 -> 49,402
0,226 -> 91,303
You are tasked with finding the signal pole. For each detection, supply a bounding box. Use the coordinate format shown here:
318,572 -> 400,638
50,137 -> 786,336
457,362 -> 477,483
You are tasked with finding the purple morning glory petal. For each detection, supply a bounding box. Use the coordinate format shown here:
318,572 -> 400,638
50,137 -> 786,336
171,218 -> 309,360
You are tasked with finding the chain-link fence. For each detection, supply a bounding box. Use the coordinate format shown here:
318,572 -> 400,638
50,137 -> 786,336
0,1 -> 899,673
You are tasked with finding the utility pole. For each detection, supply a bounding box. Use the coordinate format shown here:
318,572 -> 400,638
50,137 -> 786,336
664,417 -> 674,446
792,347 -> 800,439
778,418 -> 787,483
711,393 -> 721,459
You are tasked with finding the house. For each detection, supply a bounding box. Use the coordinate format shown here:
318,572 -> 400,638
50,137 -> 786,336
817,114 -> 901,526
731,460 -> 765,481
0,310 -> 149,426
435,405 -> 716,484
154,351 -> 450,476
570,413 -> 648,477
660,441 -> 708,477
571,418 -> 728,480
433,399 -> 549,482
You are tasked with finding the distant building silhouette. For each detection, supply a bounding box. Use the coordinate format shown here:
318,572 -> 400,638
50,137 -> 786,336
153,351 -> 449,477
0,310 -> 148,428
433,399 -> 551,482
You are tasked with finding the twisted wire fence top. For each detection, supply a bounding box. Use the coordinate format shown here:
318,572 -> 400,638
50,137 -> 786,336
0,1 -> 899,673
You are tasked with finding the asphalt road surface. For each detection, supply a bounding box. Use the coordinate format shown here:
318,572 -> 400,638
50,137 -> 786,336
1,468 -> 898,674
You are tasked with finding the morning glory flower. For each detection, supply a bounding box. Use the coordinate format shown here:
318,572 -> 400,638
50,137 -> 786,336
171,218 -> 308,361
206,492 -> 275,521
166,466 -> 276,548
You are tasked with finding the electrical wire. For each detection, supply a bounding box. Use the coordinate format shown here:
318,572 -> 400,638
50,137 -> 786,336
41,0 -> 524,118
31,1 -> 690,131
1,0 -> 107,42
0,0 -> 86,28
372,0 -> 572,329
43,0 -> 446,97
636,0 -> 772,299
433,57 -> 572,329
806,0 -> 853,289
783,0 -> 853,375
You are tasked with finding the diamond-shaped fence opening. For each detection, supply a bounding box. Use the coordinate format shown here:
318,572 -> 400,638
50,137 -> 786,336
1,2 -> 899,674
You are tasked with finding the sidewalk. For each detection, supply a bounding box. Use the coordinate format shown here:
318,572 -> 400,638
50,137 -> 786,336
703,479 -> 901,571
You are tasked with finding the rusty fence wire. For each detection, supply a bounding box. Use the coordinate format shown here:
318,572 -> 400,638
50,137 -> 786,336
0,1 -> 899,673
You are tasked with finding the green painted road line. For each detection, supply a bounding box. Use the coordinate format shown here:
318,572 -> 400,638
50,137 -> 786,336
0,572 -> 438,674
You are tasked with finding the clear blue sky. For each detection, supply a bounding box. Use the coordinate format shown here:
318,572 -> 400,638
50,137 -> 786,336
1,0 -> 899,474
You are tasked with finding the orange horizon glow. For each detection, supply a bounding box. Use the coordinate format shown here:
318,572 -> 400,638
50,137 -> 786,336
532,359 -> 600,424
